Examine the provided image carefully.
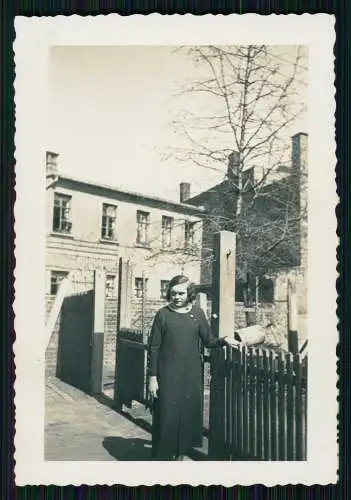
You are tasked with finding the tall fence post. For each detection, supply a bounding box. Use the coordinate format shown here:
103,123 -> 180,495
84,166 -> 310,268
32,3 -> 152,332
287,278 -> 299,354
90,270 -> 106,395
208,231 -> 236,459
118,258 -> 134,330
196,292 -> 208,318
115,258 -> 134,410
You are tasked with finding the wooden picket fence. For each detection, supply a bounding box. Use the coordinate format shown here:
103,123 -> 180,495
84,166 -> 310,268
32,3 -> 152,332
114,328 -> 308,461
219,345 -> 307,460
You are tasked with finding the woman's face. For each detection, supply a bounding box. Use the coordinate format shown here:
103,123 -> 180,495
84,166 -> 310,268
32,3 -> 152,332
169,283 -> 188,308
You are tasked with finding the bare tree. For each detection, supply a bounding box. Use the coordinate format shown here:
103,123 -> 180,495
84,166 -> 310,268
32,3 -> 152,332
167,45 -> 307,287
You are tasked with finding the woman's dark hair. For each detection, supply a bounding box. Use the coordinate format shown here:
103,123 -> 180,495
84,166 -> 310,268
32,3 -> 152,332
166,274 -> 196,303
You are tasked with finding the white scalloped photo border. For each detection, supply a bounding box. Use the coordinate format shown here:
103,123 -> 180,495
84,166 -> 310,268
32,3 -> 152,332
13,13 -> 337,486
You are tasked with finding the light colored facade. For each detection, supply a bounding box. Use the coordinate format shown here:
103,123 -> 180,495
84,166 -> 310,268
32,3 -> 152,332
45,154 -> 205,300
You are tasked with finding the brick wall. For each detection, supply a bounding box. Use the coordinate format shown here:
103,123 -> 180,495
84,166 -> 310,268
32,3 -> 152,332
131,298 -> 167,333
103,297 -> 118,368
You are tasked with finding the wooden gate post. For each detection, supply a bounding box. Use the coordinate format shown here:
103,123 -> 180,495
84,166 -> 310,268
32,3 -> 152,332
118,258 -> 134,330
208,231 -> 236,460
196,292 -> 208,318
90,270 -> 106,395
114,258 -> 134,411
287,278 -> 299,354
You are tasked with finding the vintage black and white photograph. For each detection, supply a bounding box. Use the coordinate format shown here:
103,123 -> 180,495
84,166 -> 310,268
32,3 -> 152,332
14,15 -> 337,486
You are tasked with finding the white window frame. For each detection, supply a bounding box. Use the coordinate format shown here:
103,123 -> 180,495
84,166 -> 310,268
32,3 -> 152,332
52,192 -> 72,234
161,216 -> 173,249
50,270 -> 68,295
136,210 -> 150,246
135,277 -> 148,298
184,220 -> 195,249
101,203 -> 117,241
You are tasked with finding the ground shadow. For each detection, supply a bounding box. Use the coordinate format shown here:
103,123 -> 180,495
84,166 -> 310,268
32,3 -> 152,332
103,436 -> 153,461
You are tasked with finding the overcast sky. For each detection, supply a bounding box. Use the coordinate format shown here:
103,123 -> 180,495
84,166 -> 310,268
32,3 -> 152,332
48,45 -> 307,202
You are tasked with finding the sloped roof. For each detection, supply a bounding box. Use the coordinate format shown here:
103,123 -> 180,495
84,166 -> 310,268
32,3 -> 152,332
53,174 -> 206,216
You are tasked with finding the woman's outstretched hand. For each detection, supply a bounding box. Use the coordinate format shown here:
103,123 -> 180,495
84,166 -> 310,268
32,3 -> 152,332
149,376 -> 159,399
224,337 -> 241,349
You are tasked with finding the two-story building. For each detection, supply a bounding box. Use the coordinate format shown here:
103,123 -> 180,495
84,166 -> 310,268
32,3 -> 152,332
45,154 -> 206,378
45,152 -> 205,301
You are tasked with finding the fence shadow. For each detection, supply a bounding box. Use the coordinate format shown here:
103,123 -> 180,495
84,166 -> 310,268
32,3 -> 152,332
103,436 -> 153,461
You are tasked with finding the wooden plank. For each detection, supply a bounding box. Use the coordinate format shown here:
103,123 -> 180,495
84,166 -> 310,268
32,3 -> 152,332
225,346 -> 233,459
269,350 -> 278,460
231,346 -> 238,457
90,270 -> 105,395
210,231 -> 236,339
209,348 -> 226,459
242,345 -> 249,456
302,356 -> 308,460
196,292 -> 208,318
263,349 -> 271,460
197,290 -> 208,438
294,354 -> 303,460
249,348 -> 257,458
208,231 -> 236,460
237,345 -> 244,455
286,353 -> 295,460
118,258 -> 134,329
278,352 -> 287,460
114,336 -> 125,410
256,349 -> 263,459
287,278 -> 299,354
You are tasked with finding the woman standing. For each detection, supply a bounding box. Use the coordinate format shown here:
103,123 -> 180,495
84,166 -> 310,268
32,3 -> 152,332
148,274 -> 238,460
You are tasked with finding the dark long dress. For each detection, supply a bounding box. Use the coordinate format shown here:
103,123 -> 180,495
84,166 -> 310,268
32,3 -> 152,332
148,303 -> 225,459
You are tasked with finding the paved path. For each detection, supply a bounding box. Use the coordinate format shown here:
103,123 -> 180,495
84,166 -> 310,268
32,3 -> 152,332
45,377 -> 199,461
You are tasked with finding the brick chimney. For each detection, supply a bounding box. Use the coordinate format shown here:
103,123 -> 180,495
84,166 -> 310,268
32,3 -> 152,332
180,182 -> 191,203
291,133 -> 308,303
46,151 -> 59,177
291,133 -> 308,172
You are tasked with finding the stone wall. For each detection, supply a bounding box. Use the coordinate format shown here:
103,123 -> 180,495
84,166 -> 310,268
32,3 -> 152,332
103,297 -> 119,369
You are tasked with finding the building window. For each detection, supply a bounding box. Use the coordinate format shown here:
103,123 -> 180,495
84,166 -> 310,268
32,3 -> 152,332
101,203 -> 117,240
161,216 -> 173,248
135,277 -> 148,298
105,274 -> 116,298
50,270 -> 68,295
160,280 -> 170,299
53,193 -> 72,233
184,220 -> 195,249
136,210 -> 150,246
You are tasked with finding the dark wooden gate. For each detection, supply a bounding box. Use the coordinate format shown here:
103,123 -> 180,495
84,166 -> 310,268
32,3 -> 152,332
57,291 -> 94,393
114,328 -> 149,410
